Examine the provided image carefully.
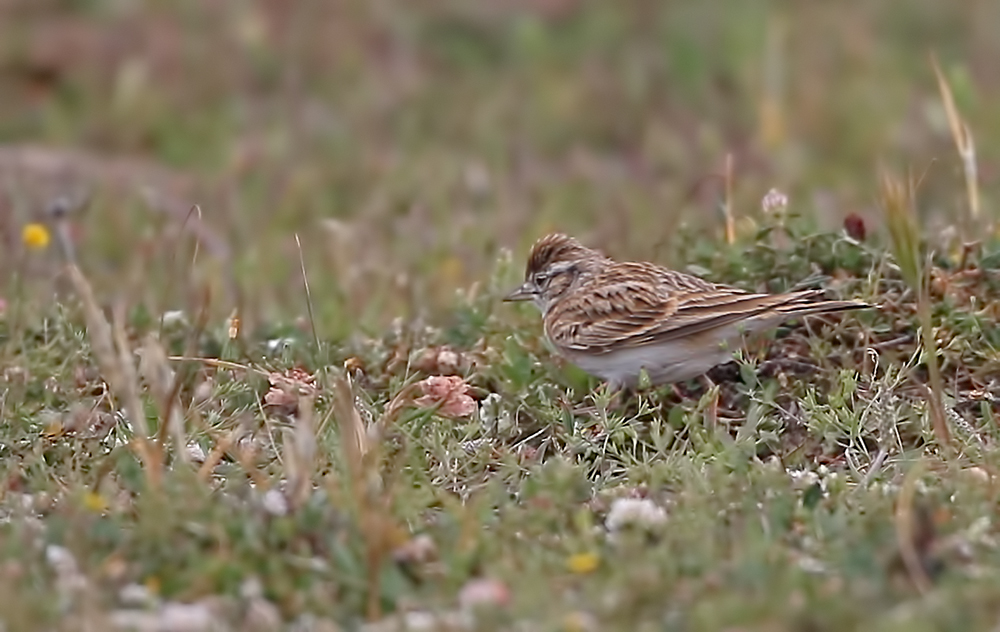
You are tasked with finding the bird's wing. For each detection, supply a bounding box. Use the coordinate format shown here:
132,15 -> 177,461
545,263 -> 828,351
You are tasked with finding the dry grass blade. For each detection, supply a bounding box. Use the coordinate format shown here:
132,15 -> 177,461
930,53 -> 980,224
111,304 -> 150,439
894,461 -> 933,594
878,169 -> 951,450
156,286 -> 213,467
332,375 -> 374,611
701,384 -> 720,433
332,375 -> 407,621
167,356 -> 259,373
67,267 -> 117,389
879,172 -> 921,291
197,427 -> 238,483
139,334 -> 188,465
333,376 -> 370,475
759,11 -> 787,150
723,153 -> 736,245
197,414 -> 264,485
48,196 -> 83,266
157,204 -> 203,339
295,233 -> 321,350
67,265 -> 162,488
284,392 -> 317,510
112,304 -> 164,482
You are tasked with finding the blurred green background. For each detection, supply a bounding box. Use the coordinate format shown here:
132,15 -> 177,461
1,0 -> 994,334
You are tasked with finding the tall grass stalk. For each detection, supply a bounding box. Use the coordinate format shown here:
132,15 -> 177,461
931,54 -> 981,230
878,169 -> 950,450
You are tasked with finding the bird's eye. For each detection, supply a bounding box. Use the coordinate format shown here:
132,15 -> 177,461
534,272 -> 550,286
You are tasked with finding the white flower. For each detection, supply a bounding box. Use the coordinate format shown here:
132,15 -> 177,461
605,498 -> 668,533
478,393 -> 514,433
796,555 -> 827,574
46,545 -> 87,609
787,468 -> 820,488
240,576 -> 264,600
185,443 -> 207,463
761,187 -> 789,214
478,393 -> 502,424
110,602 -> 219,632
119,582 -> 158,608
261,489 -> 288,517
46,545 -> 82,581
160,310 -> 188,327
359,611 -> 470,632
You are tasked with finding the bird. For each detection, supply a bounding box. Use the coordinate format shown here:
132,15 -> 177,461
503,233 -> 869,391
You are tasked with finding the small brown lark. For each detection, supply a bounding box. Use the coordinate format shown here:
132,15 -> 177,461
504,233 -> 868,391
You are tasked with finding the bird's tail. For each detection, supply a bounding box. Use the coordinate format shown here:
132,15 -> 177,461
771,289 -> 871,318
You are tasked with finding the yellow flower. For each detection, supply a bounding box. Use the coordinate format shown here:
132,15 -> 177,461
43,420 -> 65,438
567,552 -> 599,574
82,491 -> 108,513
22,223 -> 51,250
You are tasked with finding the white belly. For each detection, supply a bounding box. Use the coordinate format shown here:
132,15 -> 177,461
563,334 -> 739,388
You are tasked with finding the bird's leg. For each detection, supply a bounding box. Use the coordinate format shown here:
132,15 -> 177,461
600,380 -> 629,410
698,373 -> 716,393
660,374 -> 716,402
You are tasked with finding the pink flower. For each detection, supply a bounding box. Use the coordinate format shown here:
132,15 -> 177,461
414,375 -> 476,418
458,577 -> 510,611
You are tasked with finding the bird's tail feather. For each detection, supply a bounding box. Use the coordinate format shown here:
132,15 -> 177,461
772,289 -> 870,318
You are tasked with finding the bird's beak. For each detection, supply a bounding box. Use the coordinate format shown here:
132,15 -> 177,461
503,283 -> 535,302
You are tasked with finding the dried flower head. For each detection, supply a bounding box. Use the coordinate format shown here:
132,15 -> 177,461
263,367 -> 318,415
414,375 -> 476,418
413,346 -> 467,375
843,212 -> 867,241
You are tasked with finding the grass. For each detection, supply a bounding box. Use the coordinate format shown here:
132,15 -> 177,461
2,1 -> 1000,630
